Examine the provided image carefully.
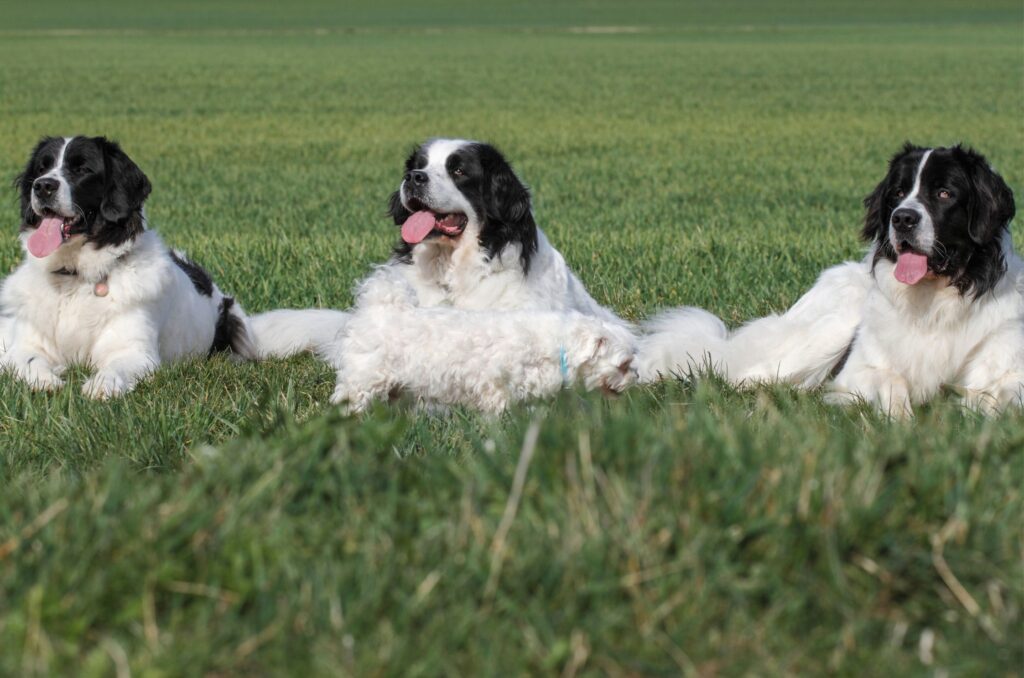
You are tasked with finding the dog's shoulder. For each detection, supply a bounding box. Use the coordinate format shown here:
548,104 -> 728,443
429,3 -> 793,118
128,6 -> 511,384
99,230 -> 178,305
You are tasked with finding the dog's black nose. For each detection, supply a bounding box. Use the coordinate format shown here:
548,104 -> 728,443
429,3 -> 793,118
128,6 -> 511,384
405,170 -> 428,185
891,208 -> 921,232
33,177 -> 59,199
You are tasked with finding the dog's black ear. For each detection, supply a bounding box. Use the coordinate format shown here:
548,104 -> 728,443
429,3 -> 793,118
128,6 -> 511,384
478,144 -> 538,270
12,136 -> 57,229
956,145 -> 1015,245
861,175 -> 889,244
387,189 -> 411,225
98,137 -> 151,225
862,142 -> 921,243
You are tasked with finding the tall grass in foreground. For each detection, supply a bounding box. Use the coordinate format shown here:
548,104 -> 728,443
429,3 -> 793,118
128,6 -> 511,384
2,384 -> 1022,674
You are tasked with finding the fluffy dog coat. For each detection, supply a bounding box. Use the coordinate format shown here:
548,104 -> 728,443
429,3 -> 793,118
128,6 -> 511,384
330,270 -> 637,413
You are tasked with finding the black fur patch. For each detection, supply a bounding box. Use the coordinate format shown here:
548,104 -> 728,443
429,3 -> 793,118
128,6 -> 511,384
863,143 -> 1014,299
388,189 -> 414,264
472,142 -> 539,272
170,250 -> 214,297
829,337 -> 855,380
210,297 -> 246,356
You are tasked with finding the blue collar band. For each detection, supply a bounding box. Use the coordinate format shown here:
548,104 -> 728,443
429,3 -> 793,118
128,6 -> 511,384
559,346 -> 570,385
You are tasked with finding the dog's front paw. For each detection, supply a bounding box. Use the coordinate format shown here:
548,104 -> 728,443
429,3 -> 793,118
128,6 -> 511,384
823,388 -> 860,408
82,371 -> 135,400
826,383 -> 913,418
330,383 -> 369,415
600,357 -> 638,394
11,358 -> 65,392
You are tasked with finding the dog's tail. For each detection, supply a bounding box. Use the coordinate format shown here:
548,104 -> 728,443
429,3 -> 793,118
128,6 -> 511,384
636,307 -> 729,382
637,261 -> 871,388
247,309 -> 350,363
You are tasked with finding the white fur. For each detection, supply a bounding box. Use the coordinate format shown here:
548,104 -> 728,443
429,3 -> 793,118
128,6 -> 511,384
638,260 -> 872,387
312,220 -> 636,411
249,309 -> 349,362
331,275 -> 637,414
0,227 -> 254,399
639,234 -> 1024,416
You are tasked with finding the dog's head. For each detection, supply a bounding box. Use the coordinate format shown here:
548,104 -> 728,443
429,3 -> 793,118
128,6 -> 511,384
388,139 -> 539,272
862,143 -> 1015,297
15,136 -> 151,258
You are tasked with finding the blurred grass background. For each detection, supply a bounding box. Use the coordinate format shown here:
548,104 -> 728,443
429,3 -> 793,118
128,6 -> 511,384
0,1 -> 1021,675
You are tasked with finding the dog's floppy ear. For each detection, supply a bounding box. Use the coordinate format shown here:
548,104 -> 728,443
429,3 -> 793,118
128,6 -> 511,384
387,189 -> 411,225
12,136 -> 58,230
862,142 -> 920,243
478,144 -> 538,269
98,137 -> 151,225
860,176 -> 889,244
956,145 -> 1016,245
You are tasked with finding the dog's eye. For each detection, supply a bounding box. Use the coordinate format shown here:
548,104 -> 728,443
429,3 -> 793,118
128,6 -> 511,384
452,167 -> 464,177
895,189 -> 906,199
938,189 -> 952,200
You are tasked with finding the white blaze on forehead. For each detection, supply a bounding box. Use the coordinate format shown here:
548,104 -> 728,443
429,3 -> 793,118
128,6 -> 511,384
902,149 -> 933,205
31,136 -> 75,217
424,138 -> 475,170
890,148 -> 936,253
38,136 -> 73,177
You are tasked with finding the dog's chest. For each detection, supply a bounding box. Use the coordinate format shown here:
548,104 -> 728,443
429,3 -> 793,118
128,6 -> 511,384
867,281 -> 998,382
35,280 -> 116,358
411,242 -> 533,309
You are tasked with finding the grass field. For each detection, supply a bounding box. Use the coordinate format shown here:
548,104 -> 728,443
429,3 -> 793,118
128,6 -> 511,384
1,1 -> 1022,674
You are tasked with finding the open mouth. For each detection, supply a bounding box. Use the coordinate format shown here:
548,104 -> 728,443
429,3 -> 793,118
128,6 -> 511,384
893,241 -> 933,285
400,200 -> 468,245
38,209 -> 83,237
26,210 -> 84,259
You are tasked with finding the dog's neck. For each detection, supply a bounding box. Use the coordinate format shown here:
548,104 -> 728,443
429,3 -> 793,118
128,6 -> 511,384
409,220 -> 523,298
29,231 -> 140,284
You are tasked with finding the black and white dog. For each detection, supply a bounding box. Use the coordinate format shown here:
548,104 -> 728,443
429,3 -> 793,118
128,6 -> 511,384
0,136 -> 254,398
253,138 -> 637,410
638,144 -> 1022,416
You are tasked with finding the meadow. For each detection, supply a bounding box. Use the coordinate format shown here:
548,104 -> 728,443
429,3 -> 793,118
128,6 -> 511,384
0,1 -> 1021,674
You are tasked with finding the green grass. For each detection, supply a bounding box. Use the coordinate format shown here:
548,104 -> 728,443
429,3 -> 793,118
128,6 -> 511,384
0,1 -> 1022,674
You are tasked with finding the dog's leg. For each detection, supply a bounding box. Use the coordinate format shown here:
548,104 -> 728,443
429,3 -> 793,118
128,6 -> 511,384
957,326 -> 1024,413
329,341 -> 397,414
827,346 -> 913,418
330,369 -> 393,415
1,322 -> 65,391
82,312 -> 159,399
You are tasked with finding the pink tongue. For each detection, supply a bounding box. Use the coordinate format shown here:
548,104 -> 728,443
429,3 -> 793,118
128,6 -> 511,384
400,211 -> 438,244
894,251 -> 929,285
27,218 -> 65,258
